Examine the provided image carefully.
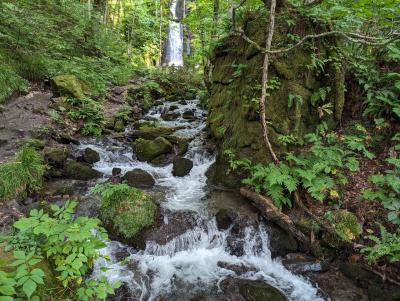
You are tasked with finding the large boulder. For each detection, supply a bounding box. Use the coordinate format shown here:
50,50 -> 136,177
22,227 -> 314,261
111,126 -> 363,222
131,126 -> 176,140
172,157 -> 193,177
239,280 -> 287,301
44,147 -> 70,168
83,147 -> 100,164
133,137 -> 172,162
52,75 -> 89,100
64,160 -> 101,180
123,169 -> 155,188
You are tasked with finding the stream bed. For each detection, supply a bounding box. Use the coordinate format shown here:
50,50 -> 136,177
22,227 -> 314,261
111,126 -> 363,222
75,99 -> 325,301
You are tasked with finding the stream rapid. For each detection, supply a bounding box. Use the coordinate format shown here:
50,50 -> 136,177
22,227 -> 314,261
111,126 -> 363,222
78,99 -> 325,301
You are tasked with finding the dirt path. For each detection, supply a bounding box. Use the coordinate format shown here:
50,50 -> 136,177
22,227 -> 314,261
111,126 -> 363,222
0,91 -> 53,162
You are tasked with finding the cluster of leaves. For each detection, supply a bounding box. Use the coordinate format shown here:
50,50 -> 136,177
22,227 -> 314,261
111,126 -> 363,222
0,147 -> 45,201
226,127 -> 373,209
66,97 -> 105,136
361,224 -> 400,264
0,251 -> 45,300
1,201 -> 120,300
0,0 -> 133,102
92,183 -> 157,239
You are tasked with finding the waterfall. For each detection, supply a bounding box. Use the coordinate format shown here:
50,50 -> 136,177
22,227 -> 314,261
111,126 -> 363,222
165,0 -> 184,66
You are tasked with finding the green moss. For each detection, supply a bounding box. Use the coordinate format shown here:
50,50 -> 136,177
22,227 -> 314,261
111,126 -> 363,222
131,127 -> 176,140
64,160 -> 101,180
93,183 -> 157,240
239,281 -> 286,301
133,137 -> 172,161
52,75 -> 89,100
327,210 -> 362,242
44,147 -> 69,167
114,119 -> 125,132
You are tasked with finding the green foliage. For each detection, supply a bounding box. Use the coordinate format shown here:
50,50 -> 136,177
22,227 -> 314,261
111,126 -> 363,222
0,250 -> 45,300
0,0 -> 133,102
362,224 -> 400,264
66,97 -> 105,136
325,210 -> 362,242
287,94 -> 304,109
363,155 -> 400,225
3,201 -> 119,300
92,183 -> 157,239
0,147 -> 45,201
227,130 -> 373,208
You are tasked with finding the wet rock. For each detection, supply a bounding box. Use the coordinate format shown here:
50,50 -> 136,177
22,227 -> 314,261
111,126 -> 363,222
43,179 -> 79,197
64,160 -> 101,180
167,136 -> 190,156
169,104 -> 179,111
182,110 -> 196,121
282,253 -> 325,274
131,127 -> 176,140
44,147 -> 70,167
112,167 -> 122,176
123,169 -> 155,189
179,100 -> 187,105
217,262 -> 254,275
266,223 -> 298,258
0,200 -> 24,230
161,111 -> 180,121
150,153 -> 175,166
238,280 -> 287,301
133,137 -> 173,162
83,147 -> 100,164
172,157 -> 193,177
51,74 -> 89,100
216,208 -> 235,230
221,279 -> 287,301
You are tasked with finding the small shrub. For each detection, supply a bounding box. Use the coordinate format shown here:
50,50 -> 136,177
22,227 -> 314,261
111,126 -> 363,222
0,147 -> 45,201
92,183 -> 157,239
325,210 -> 362,242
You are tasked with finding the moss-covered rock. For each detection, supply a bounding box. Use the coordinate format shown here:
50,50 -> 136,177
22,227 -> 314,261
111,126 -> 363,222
114,119 -> 125,132
133,137 -> 173,161
131,126 -> 176,140
64,160 -> 101,180
52,75 -> 89,100
83,147 -> 100,164
44,147 -> 70,167
239,280 -> 287,301
326,210 -> 362,242
95,183 -> 157,243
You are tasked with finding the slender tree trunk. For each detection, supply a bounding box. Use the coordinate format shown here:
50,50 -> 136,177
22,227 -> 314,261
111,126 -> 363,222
260,0 -> 279,164
211,0 -> 220,40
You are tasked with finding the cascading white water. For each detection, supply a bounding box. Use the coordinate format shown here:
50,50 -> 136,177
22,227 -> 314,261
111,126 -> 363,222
79,99 -> 325,301
165,0 -> 184,66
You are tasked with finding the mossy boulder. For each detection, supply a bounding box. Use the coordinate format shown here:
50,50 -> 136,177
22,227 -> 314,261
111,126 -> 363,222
131,126 -> 176,140
95,183 -> 158,243
133,137 -> 172,162
172,157 -> 193,177
114,119 -> 125,132
44,147 -> 70,167
239,280 -> 287,301
327,210 -> 362,242
83,147 -> 100,164
52,75 -> 89,100
64,160 -> 101,180
123,169 -> 155,188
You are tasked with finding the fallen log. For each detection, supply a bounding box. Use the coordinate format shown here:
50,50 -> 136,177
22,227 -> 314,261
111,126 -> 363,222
239,187 -> 310,251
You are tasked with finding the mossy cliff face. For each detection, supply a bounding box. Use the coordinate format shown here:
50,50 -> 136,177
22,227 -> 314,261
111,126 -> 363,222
208,9 -> 345,185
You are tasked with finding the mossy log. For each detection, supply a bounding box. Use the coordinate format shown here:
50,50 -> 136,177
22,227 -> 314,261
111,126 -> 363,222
239,187 -> 310,251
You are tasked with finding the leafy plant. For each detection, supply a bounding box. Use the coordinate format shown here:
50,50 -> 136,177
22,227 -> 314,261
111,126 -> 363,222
362,224 -> 400,264
0,147 -> 45,201
363,156 -> 400,224
0,251 -> 45,300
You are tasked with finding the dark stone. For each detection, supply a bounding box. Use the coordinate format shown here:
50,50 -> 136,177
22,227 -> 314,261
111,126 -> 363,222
182,110 -> 196,121
64,160 -> 101,180
112,167 -> 122,176
282,253 -> 326,274
266,223 -> 298,258
83,147 -> 100,164
239,281 -> 287,301
172,157 -> 193,177
123,169 -> 155,188
44,147 -> 70,167
169,104 -> 179,111
161,111 -> 180,121
133,137 -> 173,162
217,262 -> 255,275
216,208 -> 235,230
